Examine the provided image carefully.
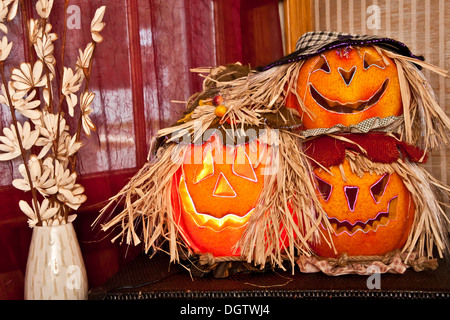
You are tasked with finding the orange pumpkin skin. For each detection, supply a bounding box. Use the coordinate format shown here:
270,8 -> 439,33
172,135 -> 271,257
289,46 -> 402,129
312,159 -> 415,257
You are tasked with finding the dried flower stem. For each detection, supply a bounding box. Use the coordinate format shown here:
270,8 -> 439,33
55,0 -> 70,221
71,41 -> 97,172
19,0 -> 33,63
0,61 -> 41,225
55,0 -> 70,115
59,0 -> 69,93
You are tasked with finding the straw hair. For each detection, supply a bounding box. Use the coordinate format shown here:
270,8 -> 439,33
380,48 -> 449,152
235,130 -> 333,269
96,142 -> 189,263
161,61 -> 308,141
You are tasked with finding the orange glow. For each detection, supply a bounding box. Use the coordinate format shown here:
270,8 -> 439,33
179,175 -> 252,231
192,144 -> 214,184
172,135 -> 271,257
233,146 -> 258,181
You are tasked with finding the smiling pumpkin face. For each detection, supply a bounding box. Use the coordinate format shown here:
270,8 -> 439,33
291,46 -> 402,129
311,158 -> 415,257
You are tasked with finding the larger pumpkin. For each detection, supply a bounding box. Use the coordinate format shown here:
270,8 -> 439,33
172,134 -> 271,257
288,46 -> 402,129
311,158 -> 415,257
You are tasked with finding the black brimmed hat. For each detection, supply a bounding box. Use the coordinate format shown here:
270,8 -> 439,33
257,31 -> 423,71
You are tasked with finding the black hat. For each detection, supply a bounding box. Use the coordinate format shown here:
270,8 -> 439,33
257,31 -> 423,71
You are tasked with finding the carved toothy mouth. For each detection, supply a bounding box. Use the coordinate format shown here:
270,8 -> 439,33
178,176 -> 253,232
309,78 -> 390,114
327,196 -> 398,235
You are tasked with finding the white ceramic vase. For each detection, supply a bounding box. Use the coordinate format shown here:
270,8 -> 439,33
24,222 -> 88,300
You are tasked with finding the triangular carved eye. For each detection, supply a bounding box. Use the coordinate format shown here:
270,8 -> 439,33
370,173 -> 390,203
314,174 -> 332,202
311,55 -> 331,73
363,52 -> 385,70
233,146 -> 257,182
193,144 -> 214,184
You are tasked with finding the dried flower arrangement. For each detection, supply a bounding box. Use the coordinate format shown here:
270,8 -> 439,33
0,0 -> 105,227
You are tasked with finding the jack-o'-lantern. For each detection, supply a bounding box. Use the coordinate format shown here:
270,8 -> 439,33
288,46 -> 402,129
311,158 -> 415,257
172,134 -> 271,257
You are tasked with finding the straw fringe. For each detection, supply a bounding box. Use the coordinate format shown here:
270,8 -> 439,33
382,49 -> 450,152
211,61 -> 308,124
96,143 -> 189,263
148,62 -> 307,147
236,130 -> 333,270
393,161 -> 450,261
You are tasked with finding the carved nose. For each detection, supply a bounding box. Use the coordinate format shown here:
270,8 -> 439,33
338,66 -> 357,86
344,186 -> 359,212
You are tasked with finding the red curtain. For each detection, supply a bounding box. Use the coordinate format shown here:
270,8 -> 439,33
0,0 -> 283,298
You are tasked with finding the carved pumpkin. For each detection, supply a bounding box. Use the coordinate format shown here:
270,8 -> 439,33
289,46 -> 402,129
311,158 -> 415,257
172,134 -> 271,257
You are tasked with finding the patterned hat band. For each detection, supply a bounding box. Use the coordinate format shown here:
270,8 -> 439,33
257,31 -> 423,71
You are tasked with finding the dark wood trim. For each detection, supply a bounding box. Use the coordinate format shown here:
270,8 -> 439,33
126,0 -> 147,167
283,0 -> 313,54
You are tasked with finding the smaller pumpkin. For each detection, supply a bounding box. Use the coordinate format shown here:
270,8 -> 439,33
311,157 -> 415,257
288,46 -> 402,129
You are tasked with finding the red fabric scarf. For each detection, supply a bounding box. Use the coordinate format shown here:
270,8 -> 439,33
303,133 -> 427,168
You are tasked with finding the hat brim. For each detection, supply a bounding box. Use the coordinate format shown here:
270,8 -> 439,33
256,32 -> 423,72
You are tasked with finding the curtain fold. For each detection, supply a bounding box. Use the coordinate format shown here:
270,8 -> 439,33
139,0 -> 217,152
